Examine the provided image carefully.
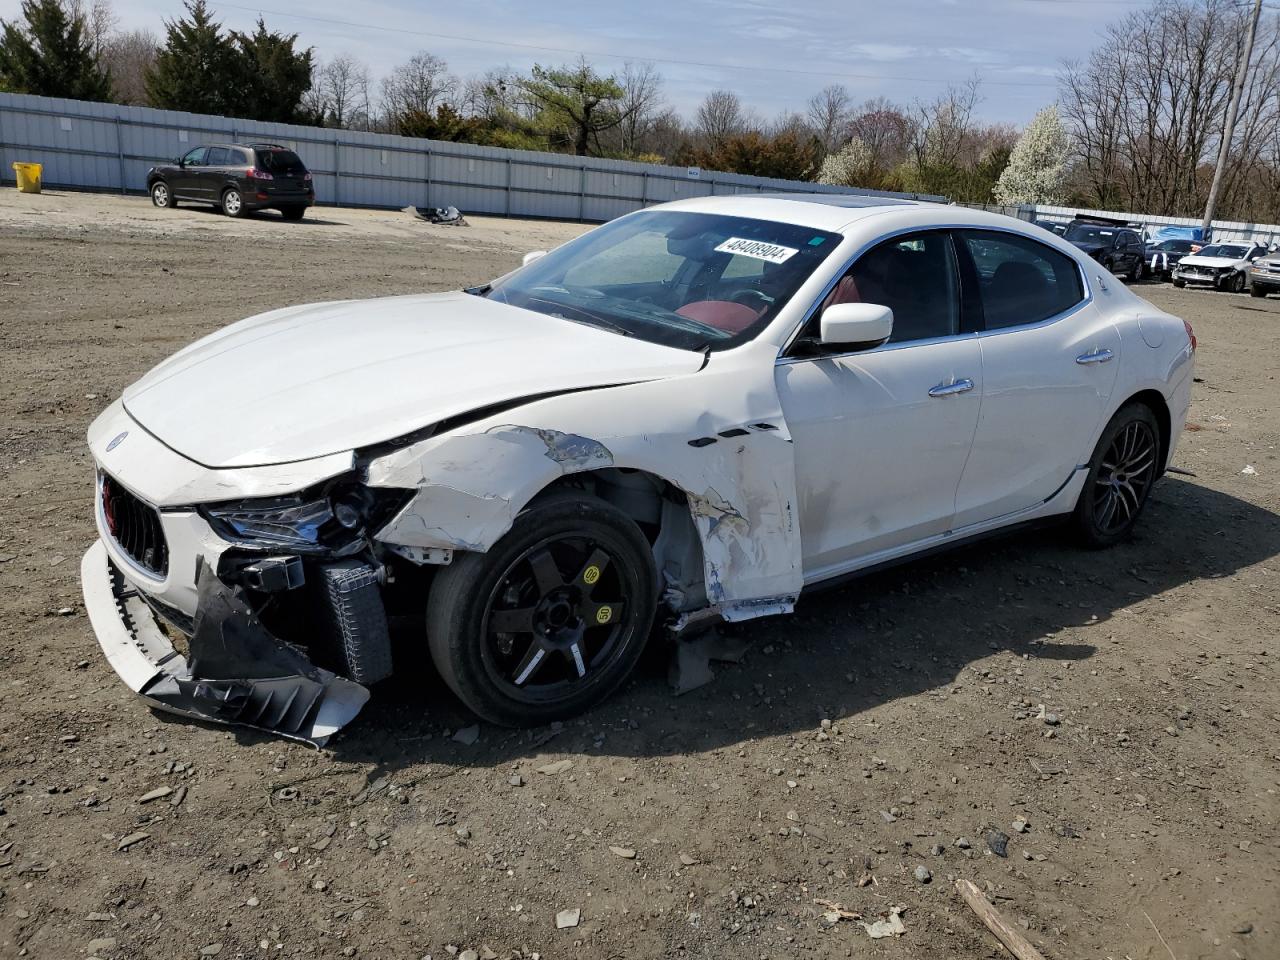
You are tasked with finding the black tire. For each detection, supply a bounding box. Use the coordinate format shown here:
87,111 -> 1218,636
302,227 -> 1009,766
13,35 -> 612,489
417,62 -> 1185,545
150,180 -> 175,208
1229,271 -> 1246,293
1251,282 -> 1267,298
1071,402 -> 1161,548
220,187 -> 245,218
1126,258 -> 1141,282
280,205 -> 307,221
1172,278 -> 1186,288
427,491 -> 658,726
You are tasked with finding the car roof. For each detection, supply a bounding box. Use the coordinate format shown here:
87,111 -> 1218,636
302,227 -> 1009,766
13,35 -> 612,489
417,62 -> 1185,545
655,193 -> 939,231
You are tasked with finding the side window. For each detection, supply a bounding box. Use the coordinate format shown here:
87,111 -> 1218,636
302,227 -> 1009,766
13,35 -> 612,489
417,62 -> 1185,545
958,230 -> 1085,330
234,148 -> 252,165
206,147 -> 229,165
181,147 -> 207,166
823,231 -> 960,344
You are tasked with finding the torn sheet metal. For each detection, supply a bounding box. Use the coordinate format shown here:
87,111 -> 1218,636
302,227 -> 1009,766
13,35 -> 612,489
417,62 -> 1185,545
81,540 -> 368,746
368,340 -> 803,619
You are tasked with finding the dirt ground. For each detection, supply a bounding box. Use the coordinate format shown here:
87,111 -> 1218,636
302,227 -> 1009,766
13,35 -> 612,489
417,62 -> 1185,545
0,191 -> 1276,960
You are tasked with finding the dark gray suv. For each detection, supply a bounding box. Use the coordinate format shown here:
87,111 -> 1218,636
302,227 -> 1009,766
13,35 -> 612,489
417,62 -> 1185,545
147,143 -> 315,220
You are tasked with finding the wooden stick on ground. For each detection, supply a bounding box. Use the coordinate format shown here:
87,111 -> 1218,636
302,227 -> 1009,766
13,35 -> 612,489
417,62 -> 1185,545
955,879 -> 1048,960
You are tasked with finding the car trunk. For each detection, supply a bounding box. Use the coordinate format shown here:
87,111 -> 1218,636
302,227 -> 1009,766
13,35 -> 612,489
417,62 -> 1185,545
259,149 -> 309,195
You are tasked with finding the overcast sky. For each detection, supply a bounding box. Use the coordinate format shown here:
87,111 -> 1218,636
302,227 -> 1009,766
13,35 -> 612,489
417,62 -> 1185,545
4,0 -> 1154,124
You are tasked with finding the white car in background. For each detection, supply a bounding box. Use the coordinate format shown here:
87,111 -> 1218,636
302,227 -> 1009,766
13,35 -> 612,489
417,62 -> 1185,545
81,196 -> 1197,744
1172,241 -> 1266,292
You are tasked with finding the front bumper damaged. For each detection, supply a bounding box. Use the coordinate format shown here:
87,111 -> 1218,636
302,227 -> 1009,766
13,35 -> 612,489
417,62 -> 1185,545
81,540 -> 369,746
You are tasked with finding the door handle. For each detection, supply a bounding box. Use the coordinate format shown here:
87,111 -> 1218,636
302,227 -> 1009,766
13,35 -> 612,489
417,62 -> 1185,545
928,378 -> 975,397
1076,349 -> 1115,364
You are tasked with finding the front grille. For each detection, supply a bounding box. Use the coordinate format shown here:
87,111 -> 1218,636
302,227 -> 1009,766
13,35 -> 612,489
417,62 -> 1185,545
100,473 -> 169,577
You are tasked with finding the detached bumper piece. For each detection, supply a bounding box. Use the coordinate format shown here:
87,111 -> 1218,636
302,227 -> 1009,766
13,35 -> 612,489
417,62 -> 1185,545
80,540 -> 372,746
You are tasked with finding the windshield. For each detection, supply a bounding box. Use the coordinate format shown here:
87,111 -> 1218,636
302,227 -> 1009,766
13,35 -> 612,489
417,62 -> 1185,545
1196,244 -> 1247,259
1064,223 -> 1116,243
1156,240 -> 1194,252
483,210 -> 841,351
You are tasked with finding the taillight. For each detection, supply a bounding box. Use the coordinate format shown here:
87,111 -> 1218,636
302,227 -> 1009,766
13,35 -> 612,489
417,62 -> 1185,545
246,167 -> 273,180
1183,319 -> 1197,352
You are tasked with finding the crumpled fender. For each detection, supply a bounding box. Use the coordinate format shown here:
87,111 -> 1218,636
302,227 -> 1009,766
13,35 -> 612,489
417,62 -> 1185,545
366,341 -> 802,619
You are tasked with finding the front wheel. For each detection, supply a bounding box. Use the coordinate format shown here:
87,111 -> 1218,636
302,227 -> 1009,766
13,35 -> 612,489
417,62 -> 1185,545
1172,278 -> 1186,288
150,181 -> 174,208
1228,271 -> 1246,293
1251,283 -> 1267,298
1071,403 -> 1161,548
220,188 -> 244,218
427,491 -> 658,726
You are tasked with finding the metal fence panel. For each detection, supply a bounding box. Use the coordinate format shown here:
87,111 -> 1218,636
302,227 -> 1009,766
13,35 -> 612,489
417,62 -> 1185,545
0,91 -> 943,220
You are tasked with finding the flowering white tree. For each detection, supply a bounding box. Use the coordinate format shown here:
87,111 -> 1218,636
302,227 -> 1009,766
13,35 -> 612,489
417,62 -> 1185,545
817,137 -> 874,186
994,105 -> 1070,205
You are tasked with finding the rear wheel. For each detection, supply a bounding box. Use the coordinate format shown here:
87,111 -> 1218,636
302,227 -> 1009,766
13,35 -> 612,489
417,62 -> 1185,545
280,205 -> 307,221
427,492 -> 657,726
150,181 -> 174,208
1251,283 -> 1267,298
1126,258 -> 1142,282
1071,403 -> 1161,548
1172,277 -> 1186,288
220,187 -> 244,218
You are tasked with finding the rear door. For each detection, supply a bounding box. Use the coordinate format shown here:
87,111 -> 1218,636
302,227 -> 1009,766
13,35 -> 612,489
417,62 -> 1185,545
951,229 -> 1120,528
200,146 -> 231,201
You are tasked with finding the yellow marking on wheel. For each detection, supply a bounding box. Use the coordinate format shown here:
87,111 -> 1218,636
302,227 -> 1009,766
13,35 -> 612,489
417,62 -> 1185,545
595,605 -> 613,625
583,565 -> 601,585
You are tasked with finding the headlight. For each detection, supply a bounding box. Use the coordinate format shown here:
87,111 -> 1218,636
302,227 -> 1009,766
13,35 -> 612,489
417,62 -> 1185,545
202,480 -> 409,553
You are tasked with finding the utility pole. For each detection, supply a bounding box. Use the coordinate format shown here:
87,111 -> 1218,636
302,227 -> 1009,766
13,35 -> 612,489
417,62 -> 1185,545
1202,0 -> 1264,235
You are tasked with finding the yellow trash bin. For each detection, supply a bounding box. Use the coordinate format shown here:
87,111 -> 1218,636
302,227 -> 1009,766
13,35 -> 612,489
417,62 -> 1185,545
13,162 -> 42,194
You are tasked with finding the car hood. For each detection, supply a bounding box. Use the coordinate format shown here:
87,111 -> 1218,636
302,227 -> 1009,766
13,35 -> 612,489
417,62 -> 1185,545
1176,255 -> 1240,268
1068,240 -> 1106,255
123,291 -> 706,468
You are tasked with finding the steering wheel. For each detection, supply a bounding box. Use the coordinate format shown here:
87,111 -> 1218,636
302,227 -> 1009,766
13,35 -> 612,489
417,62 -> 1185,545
728,288 -> 773,310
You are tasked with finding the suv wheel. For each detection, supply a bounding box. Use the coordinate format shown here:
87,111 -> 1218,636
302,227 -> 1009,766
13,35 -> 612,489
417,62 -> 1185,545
1250,282 -> 1267,298
1229,271 -> 1246,293
220,187 -> 244,218
150,181 -> 174,208
280,205 -> 307,221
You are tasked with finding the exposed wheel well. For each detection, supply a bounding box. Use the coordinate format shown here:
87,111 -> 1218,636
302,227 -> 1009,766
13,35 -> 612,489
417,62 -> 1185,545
1123,389 -> 1171,475
533,469 -> 708,614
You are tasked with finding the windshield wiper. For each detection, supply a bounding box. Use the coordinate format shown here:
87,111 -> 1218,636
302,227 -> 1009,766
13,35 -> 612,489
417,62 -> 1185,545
464,283 -> 492,297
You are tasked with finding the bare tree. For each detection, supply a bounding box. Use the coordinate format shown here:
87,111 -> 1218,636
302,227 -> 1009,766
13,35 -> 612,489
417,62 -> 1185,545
806,83 -> 852,153
381,51 -> 458,125
307,54 -> 372,129
696,89 -> 744,148
1059,0 -> 1280,218
70,0 -> 116,52
848,97 -> 912,172
910,78 -> 982,169
616,61 -> 665,156
100,28 -> 156,105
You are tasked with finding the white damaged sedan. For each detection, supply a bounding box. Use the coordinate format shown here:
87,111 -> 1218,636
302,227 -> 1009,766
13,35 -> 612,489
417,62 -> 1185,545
82,195 -> 1196,743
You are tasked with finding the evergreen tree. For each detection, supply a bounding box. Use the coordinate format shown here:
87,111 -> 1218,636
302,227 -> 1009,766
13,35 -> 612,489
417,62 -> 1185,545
145,0 -> 242,115
0,0 -> 112,101
232,18 -> 315,123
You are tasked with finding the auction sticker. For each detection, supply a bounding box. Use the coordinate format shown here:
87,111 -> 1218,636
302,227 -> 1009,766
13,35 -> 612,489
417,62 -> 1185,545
714,237 -> 799,264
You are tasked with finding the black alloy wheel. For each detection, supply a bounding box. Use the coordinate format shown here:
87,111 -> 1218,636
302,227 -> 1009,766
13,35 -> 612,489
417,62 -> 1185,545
1072,403 -> 1161,547
427,492 -> 657,726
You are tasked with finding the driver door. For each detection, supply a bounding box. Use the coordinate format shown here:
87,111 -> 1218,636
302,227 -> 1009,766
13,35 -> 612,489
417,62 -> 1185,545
776,230 -> 983,580
172,146 -> 207,199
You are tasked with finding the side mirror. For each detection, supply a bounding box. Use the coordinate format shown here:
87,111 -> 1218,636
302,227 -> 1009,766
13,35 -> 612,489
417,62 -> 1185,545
820,302 -> 893,350
522,250 -> 548,267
